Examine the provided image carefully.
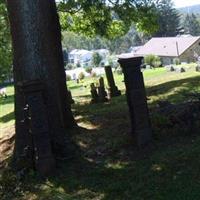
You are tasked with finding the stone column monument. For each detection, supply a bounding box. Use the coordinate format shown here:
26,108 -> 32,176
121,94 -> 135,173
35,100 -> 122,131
118,56 -> 152,147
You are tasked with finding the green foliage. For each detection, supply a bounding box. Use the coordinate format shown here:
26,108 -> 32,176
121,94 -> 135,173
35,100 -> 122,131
0,2 -> 12,82
144,54 -> 161,67
62,26 -> 144,55
58,0 -> 160,38
183,13 -> 200,36
153,0 -> 180,37
153,60 -> 162,68
91,52 -> 102,67
173,58 -> 180,65
66,74 -> 71,81
76,62 -> 81,68
91,71 -> 97,77
66,63 -> 74,70
116,66 -> 123,75
85,67 -> 92,74
62,31 -> 108,51
78,72 -> 85,80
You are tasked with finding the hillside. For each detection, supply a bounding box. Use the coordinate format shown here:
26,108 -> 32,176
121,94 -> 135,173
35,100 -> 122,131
179,4 -> 200,14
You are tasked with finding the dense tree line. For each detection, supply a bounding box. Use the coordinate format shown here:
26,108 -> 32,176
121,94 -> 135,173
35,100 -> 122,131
0,1 -> 12,82
62,26 -> 143,54
182,13 -> 200,36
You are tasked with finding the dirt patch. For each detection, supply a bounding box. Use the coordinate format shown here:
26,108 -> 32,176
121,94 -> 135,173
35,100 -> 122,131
0,126 -> 15,169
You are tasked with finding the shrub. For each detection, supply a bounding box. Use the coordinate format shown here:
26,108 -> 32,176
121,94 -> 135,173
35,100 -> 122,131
76,62 -> 81,68
66,63 -> 74,70
91,71 -> 97,77
144,54 -> 161,68
173,58 -> 180,65
116,66 -> 123,75
78,72 -> 85,80
153,60 -> 162,68
91,52 -> 102,67
85,67 -> 93,74
66,74 -> 71,81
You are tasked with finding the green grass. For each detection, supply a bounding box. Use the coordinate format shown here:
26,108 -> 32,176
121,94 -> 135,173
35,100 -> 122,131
2,67 -> 200,199
0,85 -> 14,131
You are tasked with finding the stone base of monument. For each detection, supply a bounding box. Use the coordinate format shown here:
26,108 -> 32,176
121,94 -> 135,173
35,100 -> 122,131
107,86 -> 121,99
97,86 -> 108,103
90,83 -> 99,104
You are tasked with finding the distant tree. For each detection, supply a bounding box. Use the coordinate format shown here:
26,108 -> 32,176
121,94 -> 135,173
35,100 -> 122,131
62,31 -> 108,51
78,72 -> 85,80
144,54 -> 161,67
183,13 -> 200,36
85,67 -> 93,74
0,2 -> 12,82
91,52 -> 102,67
154,0 -> 180,37
107,26 -> 143,54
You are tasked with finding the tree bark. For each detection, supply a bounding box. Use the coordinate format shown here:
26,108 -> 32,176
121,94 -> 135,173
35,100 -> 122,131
7,0 -> 76,175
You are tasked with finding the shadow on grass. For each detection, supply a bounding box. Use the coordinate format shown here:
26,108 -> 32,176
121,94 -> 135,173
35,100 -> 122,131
0,111 -> 14,123
146,75 -> 200,103
0,95 -> 14,106
68,84 -> 83,90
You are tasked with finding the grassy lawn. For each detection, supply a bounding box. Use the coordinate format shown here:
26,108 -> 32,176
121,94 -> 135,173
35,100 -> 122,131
2,67 -> 200,199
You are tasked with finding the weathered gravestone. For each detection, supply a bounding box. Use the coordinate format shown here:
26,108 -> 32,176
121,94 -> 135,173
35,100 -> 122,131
20,80 -> 55,175
104,65 -> 121,98
90,83 -> 99,103
166,65 -> 175,72
97,77 -> 108,103
175,67 -> 185,73
118,56 -> 152,147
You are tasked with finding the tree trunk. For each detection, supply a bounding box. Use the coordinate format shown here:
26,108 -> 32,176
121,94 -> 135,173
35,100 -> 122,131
7,0 -> 76,175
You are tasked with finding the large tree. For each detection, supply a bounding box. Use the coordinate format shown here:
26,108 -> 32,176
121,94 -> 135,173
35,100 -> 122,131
153,0 -> 180,37
183,13 -> 200,36
6,0 -> 159,175
7,0 -> 76,175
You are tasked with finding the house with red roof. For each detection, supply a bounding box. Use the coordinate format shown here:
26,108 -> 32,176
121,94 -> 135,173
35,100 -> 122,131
135,36 -> 200,65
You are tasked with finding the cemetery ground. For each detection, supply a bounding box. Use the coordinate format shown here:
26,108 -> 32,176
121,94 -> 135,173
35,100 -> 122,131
2,66 -> 200,199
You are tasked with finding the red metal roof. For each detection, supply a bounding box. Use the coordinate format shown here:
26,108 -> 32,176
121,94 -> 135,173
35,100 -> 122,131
135,36 -> 200,57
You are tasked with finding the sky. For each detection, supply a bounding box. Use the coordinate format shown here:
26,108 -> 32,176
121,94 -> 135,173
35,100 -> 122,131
173,0 -> 200,8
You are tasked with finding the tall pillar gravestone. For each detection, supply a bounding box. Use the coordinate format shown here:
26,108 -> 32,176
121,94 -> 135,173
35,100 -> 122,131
20,80 -> 55,175
97,77 -> 108,103
104,65 -> 121,98
118,56 -> 152,146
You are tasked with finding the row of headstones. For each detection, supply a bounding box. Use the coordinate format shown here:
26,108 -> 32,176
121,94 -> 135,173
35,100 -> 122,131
166,64 -> 200,73
166,65 -> 186,73
68,58 -> 152,148
90,66 -> 121,103
67,65 -> 121,104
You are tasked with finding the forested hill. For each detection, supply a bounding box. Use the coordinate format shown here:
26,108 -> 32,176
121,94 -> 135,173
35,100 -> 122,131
179,4 -> 200,14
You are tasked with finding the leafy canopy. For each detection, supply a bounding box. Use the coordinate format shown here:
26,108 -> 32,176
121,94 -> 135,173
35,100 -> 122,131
57,0 -> 159,38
